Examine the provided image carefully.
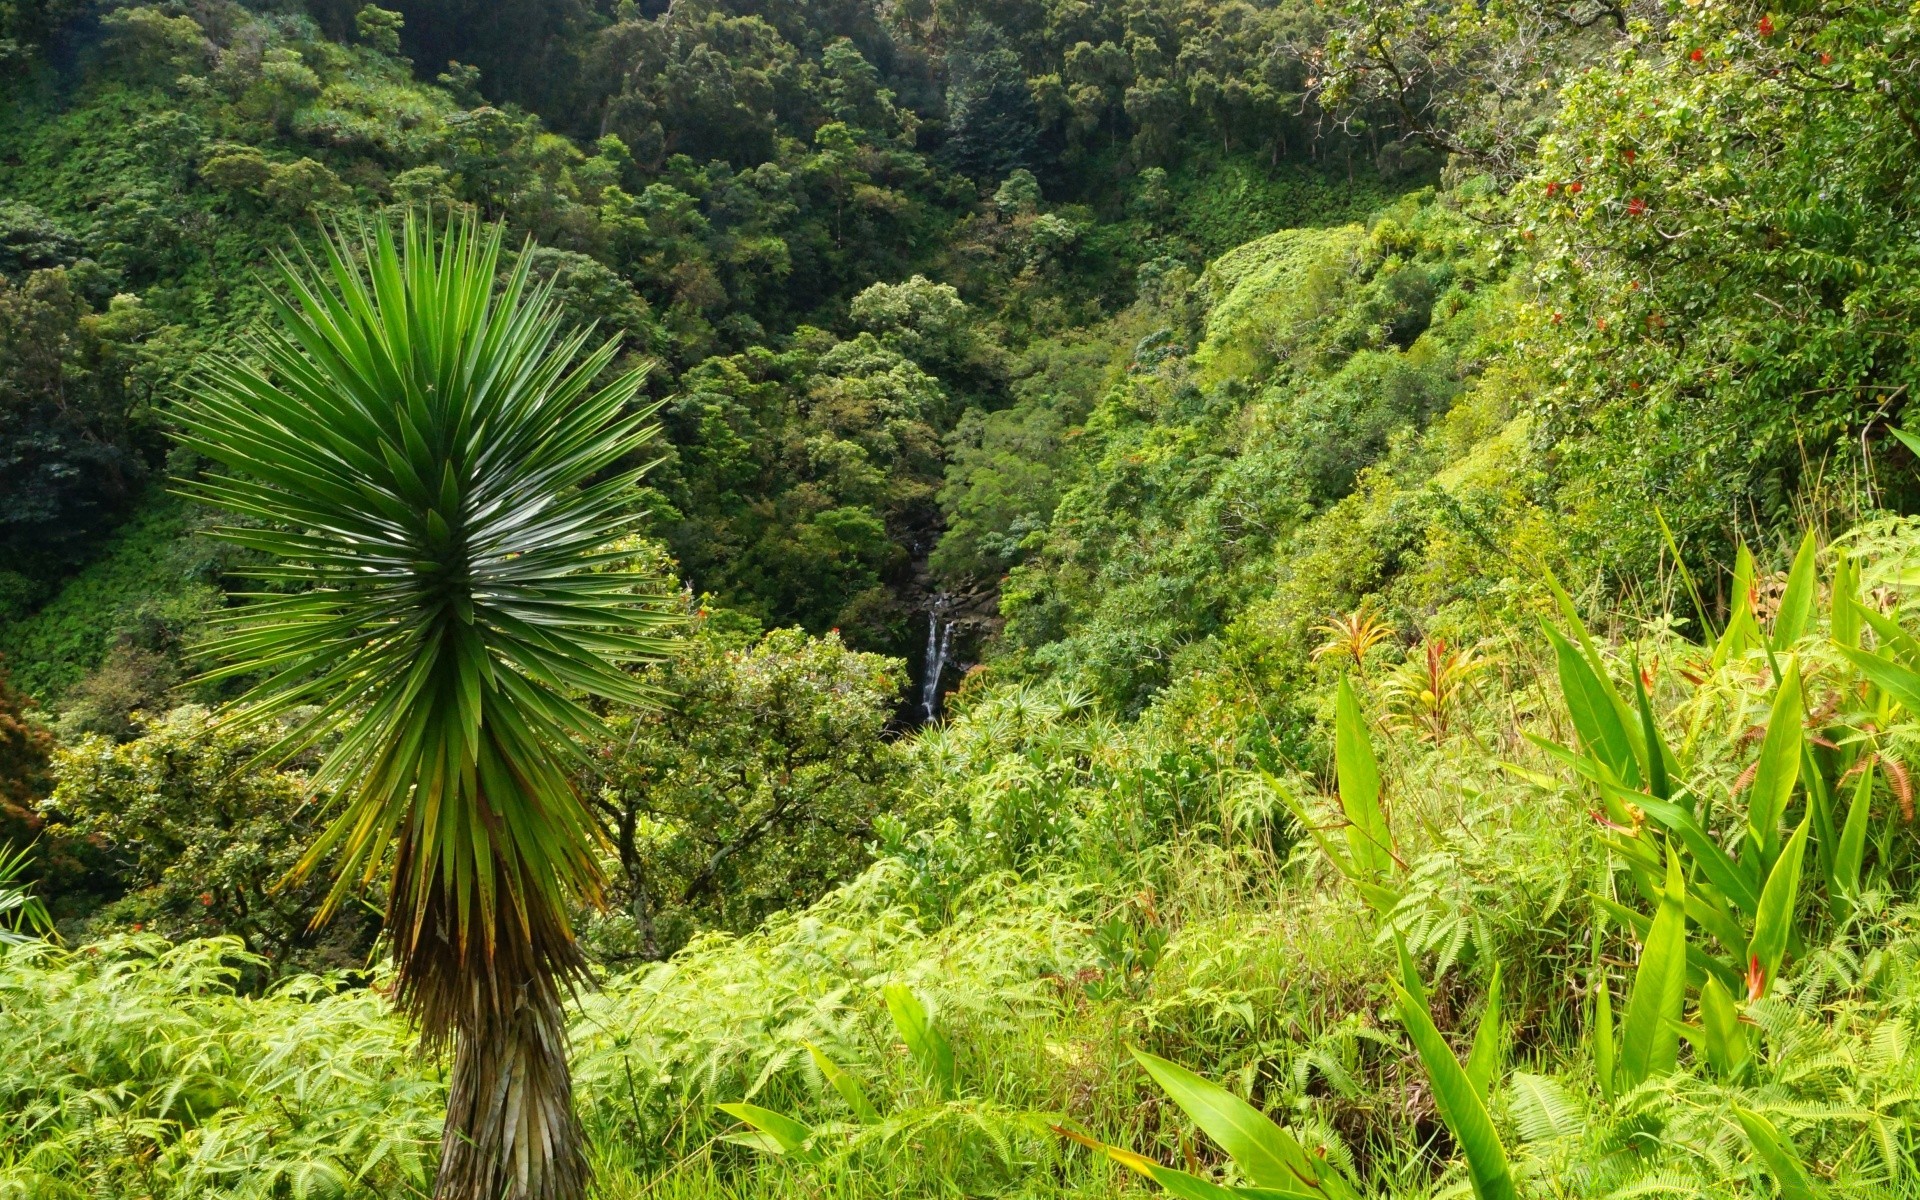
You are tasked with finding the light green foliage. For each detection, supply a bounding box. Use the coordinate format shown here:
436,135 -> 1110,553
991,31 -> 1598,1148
45,707 -> 376,976
586,621 -> 904,960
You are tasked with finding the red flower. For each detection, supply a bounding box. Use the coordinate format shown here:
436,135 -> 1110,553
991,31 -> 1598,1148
1545,180 -> 1559,197
1628,279 -> 1642,290
1596,317 -> 1609,331
1758,15 -> 1774,36
200,891 -> 214,907
1567,181 -> 1583,195
130,922 -> 144,932
1550,311 -> 1563,324
1629,380 -> 1641,391
1747,954 -> 1767,1001
1623,148 -> 1636,163
1627,197 -> 1647,215
1820,52 -> 1832,65
1690,47 -> 1705,62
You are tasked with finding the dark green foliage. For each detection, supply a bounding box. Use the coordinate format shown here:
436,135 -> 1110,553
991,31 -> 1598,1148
0,267 -> 169,593
941,23 -> 1040,183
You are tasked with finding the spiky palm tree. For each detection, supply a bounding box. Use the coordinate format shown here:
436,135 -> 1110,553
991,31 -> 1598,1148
175,212 -> 670,1200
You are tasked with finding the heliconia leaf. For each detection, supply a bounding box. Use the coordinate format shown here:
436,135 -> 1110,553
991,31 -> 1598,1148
1733,1107 -> 1825,1200
1143,1163 -> 1322,1200
883,984 -> 955,1099
1130,1050 -> 1355,1200
1619,849 -> 1688,1088
1834,761 -> 1874,909
716,1103 -> 815,1159
1747,659 -> 1804,859
1855,605 -> 1920,672
1271,774 -> 1400,914
1747,814 -> 1811,999
1545,623 -> 1641,790
1830,551 -> 1862,652
1633,794 -> 1760,917
1055,1124 -> 1322,1200
1836,644 -> 1920,717
1698,975 -> 1748,1078
1634,665 -> 1673,800
806,1043 -> 879,1123
1596,895 -> 1743,996
1772,532 -> 1818,649
1591,964 -> 1615,1102
1466,962 -> 1504,1101
1334,677 -> 1394,881
1715,544 -> 1761,668
1390,963 -> 1517,1200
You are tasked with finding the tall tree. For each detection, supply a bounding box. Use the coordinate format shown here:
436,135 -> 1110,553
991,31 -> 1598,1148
175,213 -> 671,1200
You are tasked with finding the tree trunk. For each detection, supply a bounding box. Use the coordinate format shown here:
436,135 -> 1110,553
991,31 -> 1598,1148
391,827 -> 594,1200
436,967 -> 587,1200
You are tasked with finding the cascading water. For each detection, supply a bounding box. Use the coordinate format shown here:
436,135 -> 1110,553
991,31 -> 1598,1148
920,594 -> 955,722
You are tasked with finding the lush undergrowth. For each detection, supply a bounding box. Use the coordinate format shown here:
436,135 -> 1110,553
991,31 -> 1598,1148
10,522 -> 1920,1196
6,0 -> 1920,1197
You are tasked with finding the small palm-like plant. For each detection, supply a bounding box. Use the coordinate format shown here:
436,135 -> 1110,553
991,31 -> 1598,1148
1311,607 -> 1396,670
1380,637 -> 1493,743
176,212 -> 670,1200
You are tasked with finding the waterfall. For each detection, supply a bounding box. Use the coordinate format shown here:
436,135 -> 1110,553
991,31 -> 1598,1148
920,594 -> 955,722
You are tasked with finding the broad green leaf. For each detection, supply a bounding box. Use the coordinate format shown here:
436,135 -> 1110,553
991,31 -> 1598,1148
884,984 -> 955,1099
1698,975 -> 1748,1078
1747,659 -> 1803,858
1466,962 -> 1504,1101
1591,967 -> 1615,1102
1772,532 -> 1818,649
1390,976 -> 1516,1200
716,1103 -> 814,1158
1055,1126 -> 1321,1200
1619,850 -> 1688,1088
1131,1050 -> 1354,1200
1633,794 -> 1761,916
1545,623 -> 1641,790
1335,677 -> 1394,880
1856,605 -> 1920,671
1634,665 -> 1673,800
1733,1107 -> 1824,1200
1836,644 -> 1920,716
1596,895 -> 1743,996
1715,544 -> 1761,667
1145,1164 -> 1321,1200
806,1043 -> 879,1123
1834,761 -> 1874,907
1830,551 -> 1862,651
1747,814 -> 1811,999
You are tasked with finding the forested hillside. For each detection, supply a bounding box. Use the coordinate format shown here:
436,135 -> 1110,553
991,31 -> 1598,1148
4,0 -> 1920,1196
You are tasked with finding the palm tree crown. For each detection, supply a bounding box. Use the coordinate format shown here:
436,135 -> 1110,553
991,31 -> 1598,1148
176,211 -> 670,1200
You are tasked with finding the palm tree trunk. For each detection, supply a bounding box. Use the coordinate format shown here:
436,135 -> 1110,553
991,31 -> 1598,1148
395,829 -> 595,1200
436,964 -> 588,1200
